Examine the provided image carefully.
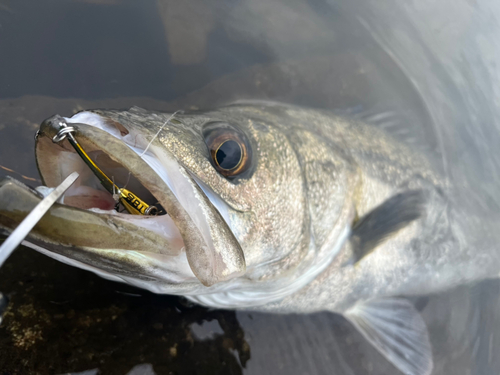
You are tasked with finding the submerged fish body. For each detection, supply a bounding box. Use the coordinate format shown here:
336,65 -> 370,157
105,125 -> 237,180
0,102 -> 497,375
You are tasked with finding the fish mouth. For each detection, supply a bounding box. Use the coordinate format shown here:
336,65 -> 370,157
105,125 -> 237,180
1,111 -> 245,291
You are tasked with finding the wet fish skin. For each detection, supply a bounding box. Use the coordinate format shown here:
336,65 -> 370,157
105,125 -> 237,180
2,101 -> 498,375
79,102 -> 491,312
92,103 -> 360,288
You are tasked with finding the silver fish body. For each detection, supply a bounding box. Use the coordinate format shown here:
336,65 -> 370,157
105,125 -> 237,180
1,102 -> 497,375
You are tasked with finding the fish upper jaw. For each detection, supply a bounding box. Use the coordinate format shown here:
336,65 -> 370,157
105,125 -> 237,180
31,111 -> 246,289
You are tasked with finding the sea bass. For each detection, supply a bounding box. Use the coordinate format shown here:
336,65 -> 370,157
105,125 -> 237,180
0,102 -> 497,375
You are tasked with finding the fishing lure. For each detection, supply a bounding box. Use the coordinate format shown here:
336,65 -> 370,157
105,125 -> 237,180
52,120 -> 158,216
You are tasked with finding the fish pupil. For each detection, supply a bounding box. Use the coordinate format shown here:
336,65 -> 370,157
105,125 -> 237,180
216,140 -> 242,170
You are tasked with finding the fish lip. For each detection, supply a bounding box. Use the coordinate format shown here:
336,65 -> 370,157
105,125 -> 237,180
34,111 -> 246,287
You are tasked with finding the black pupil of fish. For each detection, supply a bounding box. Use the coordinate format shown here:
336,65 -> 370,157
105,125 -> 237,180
216,140 -> 242,170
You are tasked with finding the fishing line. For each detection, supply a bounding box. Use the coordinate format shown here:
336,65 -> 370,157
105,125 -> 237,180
121,110 -> 183,191
0,164 -> 40,182
141,110 -> 183,158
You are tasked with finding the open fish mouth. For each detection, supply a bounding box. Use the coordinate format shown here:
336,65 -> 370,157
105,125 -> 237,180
36,112 -> 186,249
0,111 -> 246,292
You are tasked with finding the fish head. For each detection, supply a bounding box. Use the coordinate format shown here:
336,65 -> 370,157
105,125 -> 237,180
3,104 -> 356,297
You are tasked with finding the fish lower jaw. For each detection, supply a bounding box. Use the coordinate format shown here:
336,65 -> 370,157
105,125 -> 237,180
34,149 -> 186,252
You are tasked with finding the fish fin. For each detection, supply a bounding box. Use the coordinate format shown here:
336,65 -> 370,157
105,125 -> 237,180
341,104 -> 436,155
129,106 -> 148,113
345,298 -> 433,375
349,105 -> 403,130
349,190 -> 425,264
341,104 -> 414,137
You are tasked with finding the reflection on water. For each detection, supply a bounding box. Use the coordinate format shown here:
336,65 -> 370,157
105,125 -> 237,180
0,0 -> 499,374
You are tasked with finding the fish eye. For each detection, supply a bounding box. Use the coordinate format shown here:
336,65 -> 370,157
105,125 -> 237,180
203,122 -> 251,177
215,140 -> 242,170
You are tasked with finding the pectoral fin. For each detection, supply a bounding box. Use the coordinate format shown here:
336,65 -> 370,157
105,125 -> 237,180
349,190 -> 425,264
345,298 -> 433,375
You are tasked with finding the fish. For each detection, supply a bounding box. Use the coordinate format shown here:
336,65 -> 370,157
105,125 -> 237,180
0,101 -> 497,375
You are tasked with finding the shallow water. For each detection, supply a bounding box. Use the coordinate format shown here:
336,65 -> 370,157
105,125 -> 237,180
1,1 -> 500,374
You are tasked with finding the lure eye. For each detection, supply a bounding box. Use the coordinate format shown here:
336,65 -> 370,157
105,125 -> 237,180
203,122 -> 251,177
